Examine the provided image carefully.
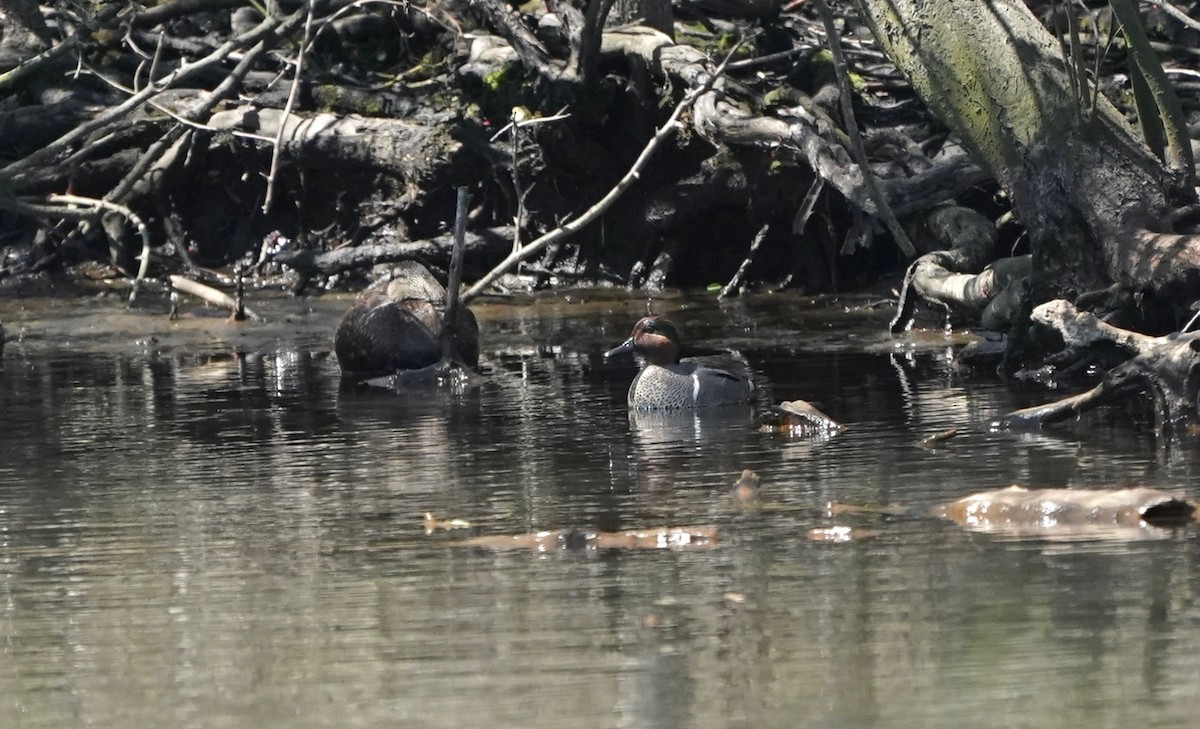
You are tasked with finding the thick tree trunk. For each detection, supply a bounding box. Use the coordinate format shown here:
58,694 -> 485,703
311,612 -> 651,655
855,0 -> 1198,309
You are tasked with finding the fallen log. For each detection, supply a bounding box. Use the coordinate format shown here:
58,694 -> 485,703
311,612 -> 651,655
273,226 -> 514,292
454,526 -> 719,551
932,485 -> 1196,540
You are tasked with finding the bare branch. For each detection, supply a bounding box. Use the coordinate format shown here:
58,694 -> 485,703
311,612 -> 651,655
461,40 -> 745,303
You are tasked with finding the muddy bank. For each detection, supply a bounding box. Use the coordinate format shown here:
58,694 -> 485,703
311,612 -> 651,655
0,279 -> 946,364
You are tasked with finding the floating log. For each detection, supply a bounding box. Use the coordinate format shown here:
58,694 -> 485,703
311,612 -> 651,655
455,526 -> 719,551
932,485 -> 1196,539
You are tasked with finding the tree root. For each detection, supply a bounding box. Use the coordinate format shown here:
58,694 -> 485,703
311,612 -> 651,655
890,205 -> 1030,332
0,4 -> 992,295
992,299 -> 1200,432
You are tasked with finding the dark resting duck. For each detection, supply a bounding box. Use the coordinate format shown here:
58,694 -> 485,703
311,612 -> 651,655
334,260 -> 479,378
604,316 -> 754,409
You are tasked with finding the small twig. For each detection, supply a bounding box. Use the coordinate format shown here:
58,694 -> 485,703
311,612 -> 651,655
889,259 -> 921,334
1092,11 -> 1120,116
1060,0 -> 1087,114
792,174 -> 826,236
0,32 -> 79,93
1,10 -> 295,182
441,187 -> 471,363
490,110 -> 569,260
52,194 -> 155,304
460,40 -> 746,303
718,222 -> 771,299
76,62 -> 231,134
1148,0 -> 1200,34
170,275 -> 265,321
726,46 -> 815,72
263,0 -> 316,214
811,0 -> 916,259
487,109 -> 572,142
1,192 -> 155,303
1181,307 -> 1200,334
509,109 -> 526,256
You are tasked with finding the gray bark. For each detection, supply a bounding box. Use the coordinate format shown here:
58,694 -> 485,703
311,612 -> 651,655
855,0 -> 1199,305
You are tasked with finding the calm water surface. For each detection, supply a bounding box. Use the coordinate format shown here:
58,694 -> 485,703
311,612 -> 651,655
1,291 -> 1199,729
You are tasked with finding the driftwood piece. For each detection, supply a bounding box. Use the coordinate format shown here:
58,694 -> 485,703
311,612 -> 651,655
455,526 -> 719,551
807,526 -> 880,542
994,299 -> 1200,431
170,275 -> 264,321
759,399 -> 843,437
1030,298 -> 1162,354
932,485 -> 1195,539
204,106 -> 460,178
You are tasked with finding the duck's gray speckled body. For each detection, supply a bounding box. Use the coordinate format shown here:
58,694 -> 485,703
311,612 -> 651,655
606,317 -> 754,410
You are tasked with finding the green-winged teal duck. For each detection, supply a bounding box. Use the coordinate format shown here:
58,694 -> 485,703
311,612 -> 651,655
334,261 -> 479,377
604,316 -> 754,409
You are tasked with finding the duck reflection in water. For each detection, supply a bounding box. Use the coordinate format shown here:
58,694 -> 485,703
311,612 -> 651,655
334,260 -> 479,380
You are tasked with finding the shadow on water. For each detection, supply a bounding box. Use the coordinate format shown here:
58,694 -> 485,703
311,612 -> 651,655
2,290 -> 1200,728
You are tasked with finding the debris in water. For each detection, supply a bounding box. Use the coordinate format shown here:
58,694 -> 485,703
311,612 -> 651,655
423,513 -> 474,535
807,526 -> 879,542
759,399 -> 843,437
453,526 -> 719,551
917,428 -> 958,449
932,485 -> 1196,540
731,469 -> 761,505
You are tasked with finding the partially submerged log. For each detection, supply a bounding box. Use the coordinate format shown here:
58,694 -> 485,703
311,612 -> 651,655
993,299 -> 1200,431
170,274 -> 264,321
932,485 -> 1196,540
454,526 -> 719,551
820,483 -> 1196,542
